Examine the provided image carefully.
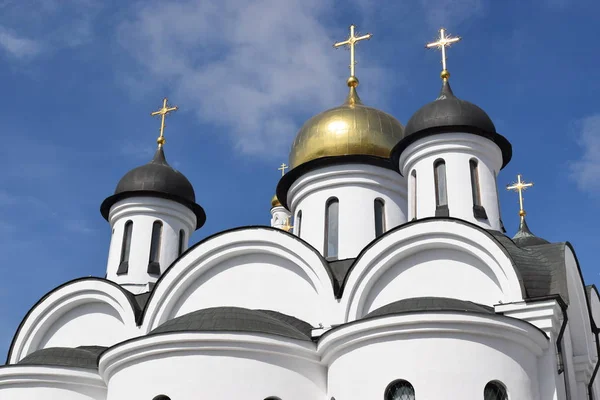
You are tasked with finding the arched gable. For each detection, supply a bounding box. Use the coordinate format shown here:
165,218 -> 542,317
8,278 -> 139,365
588,286 -> 600,333
142,226 -> 335,331
341,218 -> 526,322
563,244 -> 596,378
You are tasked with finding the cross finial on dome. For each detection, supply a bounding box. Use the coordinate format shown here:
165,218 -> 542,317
334,24 -> 372,88
426,28 -> 462,81
507,174 -> 534,221
151,98 -> 178,148
278,163 -> 288,177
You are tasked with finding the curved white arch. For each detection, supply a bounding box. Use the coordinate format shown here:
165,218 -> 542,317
341,219 -> 525,322
8,279 -> 139,364
564,245 -> 596,381
142,227 -> 336,331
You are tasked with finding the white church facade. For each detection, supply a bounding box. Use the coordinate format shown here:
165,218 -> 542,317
1,27 -> 599,400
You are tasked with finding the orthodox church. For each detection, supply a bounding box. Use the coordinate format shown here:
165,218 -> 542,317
0,26 -> 598,400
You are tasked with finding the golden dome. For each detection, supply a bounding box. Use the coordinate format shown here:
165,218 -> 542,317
271,194 -> 282,208
289,84 -> 404,169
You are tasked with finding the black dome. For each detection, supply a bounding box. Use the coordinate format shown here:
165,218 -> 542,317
149,307 -> 313,341
392,80 -> 512,170
101,147 -> 205,229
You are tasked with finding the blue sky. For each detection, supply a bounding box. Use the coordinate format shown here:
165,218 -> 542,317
0,0 -> 599,360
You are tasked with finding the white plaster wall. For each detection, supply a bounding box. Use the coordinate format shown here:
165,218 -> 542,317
287,163 -> 407,260
106,197 -> 196,293
363,247 -> 504,314
271,205 -> 292,230
102,335 -> 324,400
171,253 -> 326,326
399,132 -> 503,230
143,228 -> 335,331
106,354 -> 323,400
38,303 -> 126,349
497,300 -> 568,399
324,316 -> 545,400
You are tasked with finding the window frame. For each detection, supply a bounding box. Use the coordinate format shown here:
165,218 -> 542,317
374,198 -> 386,237
147,220 -> 163,275
470,158 -> 488,219
178,229 -> 186,256
384,379 -> 415,400
116,220 -> 133,275
433,159 -> 449,217
324,197 -> 339,260
410,169 -> 417,220
483,380 -> 508,400
295,210 -> 302,237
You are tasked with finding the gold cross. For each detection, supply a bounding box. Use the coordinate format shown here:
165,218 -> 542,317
281,216 -> 294,233
426,28 -> 461,80
334,24 -> 372,78
278,163 -> 288,177
151,98 -> 178,147
506,174 -> 534,218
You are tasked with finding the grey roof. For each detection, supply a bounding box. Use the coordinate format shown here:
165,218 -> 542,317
512,218 -> 550,247
392,80 -> 512,170
134,291 -> 152,312
488,230 -> 569,303
328,258 -> 355,296
365,297 -> 494,319
150,307 -> 313,341
100,147 -> 205,229
17,346 -> 106,370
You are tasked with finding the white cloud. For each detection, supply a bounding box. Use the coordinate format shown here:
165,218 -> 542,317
569,114 -> 600,195
0,0 -> 100,60
0,29 -> 41,59
117,0 -> 384,157
64,219 -> 94,234
419,0 -> 484,28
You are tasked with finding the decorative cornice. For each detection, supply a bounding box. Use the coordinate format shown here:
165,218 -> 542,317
0,365 -> 105,390
495,299 -> 563,336
98,332 -> 318,381
318,312 -> 548,364
398,132 -> 503,177
287,163 -> 407,212
108,196 -> 197,232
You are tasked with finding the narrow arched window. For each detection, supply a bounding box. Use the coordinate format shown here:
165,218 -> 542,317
178,229 -> 185,256
385,379 -> 415,400
148,221 -> 163,275
295,210 -> 302,237
434,159 -> 447,207
374,199 -> 385,237
470,159 -> 482,207
410,169 -> 417,219
324,198 -> 339,260
117,220 -> 133,275
484,381 -> 508,400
